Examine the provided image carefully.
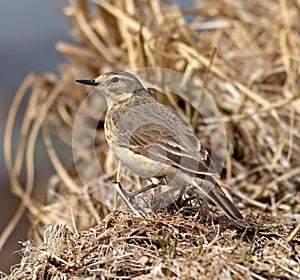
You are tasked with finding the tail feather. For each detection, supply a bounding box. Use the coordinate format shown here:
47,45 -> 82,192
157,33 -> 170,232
193,176 -> 243,221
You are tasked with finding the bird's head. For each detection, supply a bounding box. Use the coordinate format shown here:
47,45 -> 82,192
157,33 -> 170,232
76,72 -> 145,105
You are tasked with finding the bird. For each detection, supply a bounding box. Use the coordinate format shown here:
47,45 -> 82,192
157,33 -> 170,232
76,71 -> 244,222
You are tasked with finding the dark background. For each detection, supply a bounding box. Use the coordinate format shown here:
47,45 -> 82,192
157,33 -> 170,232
0,0 -> 69,272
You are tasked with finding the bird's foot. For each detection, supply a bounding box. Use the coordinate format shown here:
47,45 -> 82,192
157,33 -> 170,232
113,178 -> 164,217
113,181 -> 147,218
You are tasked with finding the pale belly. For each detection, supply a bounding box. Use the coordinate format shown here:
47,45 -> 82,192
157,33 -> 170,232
110,144 -> 172,178
105,124 -> 194,185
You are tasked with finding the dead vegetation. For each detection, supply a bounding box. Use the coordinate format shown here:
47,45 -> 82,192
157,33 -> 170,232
1,0 -> 300,279
4,212 -> 300,279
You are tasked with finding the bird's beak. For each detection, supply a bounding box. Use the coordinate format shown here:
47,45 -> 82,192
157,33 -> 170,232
75,79 -> 99,86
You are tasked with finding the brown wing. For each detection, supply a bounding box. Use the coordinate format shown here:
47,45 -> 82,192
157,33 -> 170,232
114,99 -> 218,177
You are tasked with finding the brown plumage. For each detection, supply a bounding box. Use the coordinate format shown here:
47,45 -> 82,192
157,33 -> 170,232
76,72 -> 243,222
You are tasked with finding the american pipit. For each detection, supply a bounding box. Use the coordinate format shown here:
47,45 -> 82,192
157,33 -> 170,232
76,71 -> 243,222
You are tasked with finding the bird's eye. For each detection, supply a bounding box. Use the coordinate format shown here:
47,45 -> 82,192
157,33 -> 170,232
111,76 -> 120,84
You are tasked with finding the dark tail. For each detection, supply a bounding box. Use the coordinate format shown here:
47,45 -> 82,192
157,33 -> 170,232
194,176 -> 243,221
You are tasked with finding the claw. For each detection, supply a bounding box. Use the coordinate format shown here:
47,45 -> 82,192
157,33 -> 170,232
113,178 -> 165,217
113,182 -> 145,218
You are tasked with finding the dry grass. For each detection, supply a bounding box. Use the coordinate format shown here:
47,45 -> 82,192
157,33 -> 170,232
1,0 -> 300,279
4,212 -> 300,279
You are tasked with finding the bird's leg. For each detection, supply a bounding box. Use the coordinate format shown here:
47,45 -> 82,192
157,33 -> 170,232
175,185 -> 187,207
113,160 -> 123,210
131,176 -> 165,197
113,177 -> 164,217
113,181 -> 145,217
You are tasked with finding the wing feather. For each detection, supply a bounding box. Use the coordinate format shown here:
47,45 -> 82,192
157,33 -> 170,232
114,100 -> 218,177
